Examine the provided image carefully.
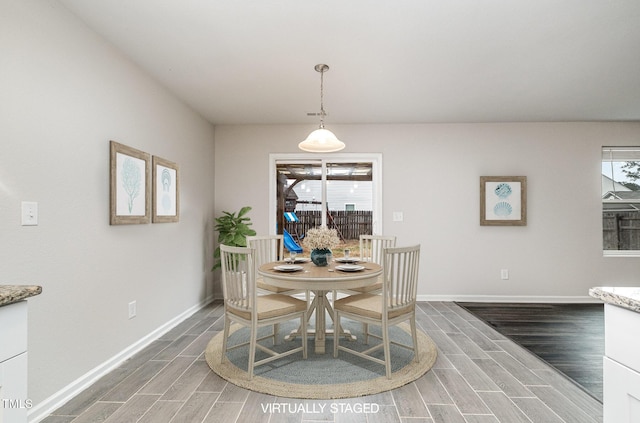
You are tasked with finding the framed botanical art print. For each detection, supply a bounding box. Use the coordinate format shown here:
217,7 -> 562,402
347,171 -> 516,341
152,156 -> 179,223
110,141 -> 151,225
480,176 -> 527,226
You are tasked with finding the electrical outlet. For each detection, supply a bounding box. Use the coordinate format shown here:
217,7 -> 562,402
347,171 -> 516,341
128,301 -> 137,319
501,269 -> 509,280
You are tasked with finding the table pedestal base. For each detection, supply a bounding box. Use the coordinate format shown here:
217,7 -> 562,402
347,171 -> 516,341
284,290 -> 356,354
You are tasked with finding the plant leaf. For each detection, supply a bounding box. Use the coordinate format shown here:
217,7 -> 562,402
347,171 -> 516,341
237,206 -> 252,218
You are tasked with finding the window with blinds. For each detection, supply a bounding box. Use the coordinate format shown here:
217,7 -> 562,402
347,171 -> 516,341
602,147 -> 640,255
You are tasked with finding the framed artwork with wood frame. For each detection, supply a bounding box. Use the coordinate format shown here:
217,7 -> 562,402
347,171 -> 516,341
480,176 -> 527,226
152,156 -> 179,223
110,141 -> 151,225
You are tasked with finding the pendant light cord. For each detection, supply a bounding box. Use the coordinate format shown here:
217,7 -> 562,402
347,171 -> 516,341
319,67 -> 326,128
314,63 -> 329,129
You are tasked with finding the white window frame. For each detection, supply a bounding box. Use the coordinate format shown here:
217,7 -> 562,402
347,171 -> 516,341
602,146 -> 640,257
269,153 -> 383,235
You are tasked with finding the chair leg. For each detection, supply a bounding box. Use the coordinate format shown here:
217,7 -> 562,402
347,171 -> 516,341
333,311 -> 340,358
221,315 -> 230,364
383,322 -> 391,379
273,323 -> 280,345
301,312 -> 308,359
411,316 -> 420,363
248,324 -> 257,380
363,323 -> 369,344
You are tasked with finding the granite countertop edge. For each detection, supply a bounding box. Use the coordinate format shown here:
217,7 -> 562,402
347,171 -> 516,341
0,285 -> 43,307
589,286 -> 640,313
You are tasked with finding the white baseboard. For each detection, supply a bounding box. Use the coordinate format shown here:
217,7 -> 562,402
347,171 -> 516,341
417,294 -> 601,303
28,296 -> 215,423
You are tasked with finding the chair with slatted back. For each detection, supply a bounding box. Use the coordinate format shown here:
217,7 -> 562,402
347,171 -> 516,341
333,244 -> 420,379
248,235 -> 307,295
352,235 -> 396,294
335,235 -> 396,295
333,235 -> 396,342
220,244 -> 307,379
248,235 -> 309,344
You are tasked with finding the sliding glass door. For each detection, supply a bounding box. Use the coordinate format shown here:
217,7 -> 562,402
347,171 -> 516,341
270,154 -> 381,252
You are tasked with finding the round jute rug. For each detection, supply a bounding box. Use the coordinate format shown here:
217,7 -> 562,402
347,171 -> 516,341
205,321 -> 437,399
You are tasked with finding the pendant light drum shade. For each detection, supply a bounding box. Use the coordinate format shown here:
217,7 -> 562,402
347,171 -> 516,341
299,64 -> 345,153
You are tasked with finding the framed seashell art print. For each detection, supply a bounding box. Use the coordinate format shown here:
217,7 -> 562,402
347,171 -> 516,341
480,176 -> 527,226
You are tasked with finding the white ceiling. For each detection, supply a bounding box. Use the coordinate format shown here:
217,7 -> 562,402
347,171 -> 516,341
59,0 -> 640,125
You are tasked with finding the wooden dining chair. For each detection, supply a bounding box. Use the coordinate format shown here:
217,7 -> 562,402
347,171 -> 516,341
333,235 -> 396,340
220,244 -> 307,379
248,235 -> 308,295
333,244 -> 420,379
334,235 -> 396,295
352,235 -> 397,293
248,235 -> 308,343
248,235 -> 287,292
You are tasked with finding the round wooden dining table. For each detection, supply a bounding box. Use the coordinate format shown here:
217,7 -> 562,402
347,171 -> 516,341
258,260 -> 383,354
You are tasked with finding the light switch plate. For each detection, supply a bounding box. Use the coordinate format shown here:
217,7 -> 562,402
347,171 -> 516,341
21,201 -> 38,226
393,212 -> 404,222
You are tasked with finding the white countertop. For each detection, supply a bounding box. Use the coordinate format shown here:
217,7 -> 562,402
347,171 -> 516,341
589,286 -> 640,313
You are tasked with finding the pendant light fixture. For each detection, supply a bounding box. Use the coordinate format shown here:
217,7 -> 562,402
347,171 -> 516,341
298,64 -> 345,153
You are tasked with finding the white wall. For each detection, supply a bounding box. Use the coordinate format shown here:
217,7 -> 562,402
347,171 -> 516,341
0,0 -> 215,414
215,123 -> 640,300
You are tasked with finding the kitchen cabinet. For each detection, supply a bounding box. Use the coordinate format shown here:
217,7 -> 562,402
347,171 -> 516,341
0,285 -> 41,423
0,301 -> 29,423
590,287 -> 640,423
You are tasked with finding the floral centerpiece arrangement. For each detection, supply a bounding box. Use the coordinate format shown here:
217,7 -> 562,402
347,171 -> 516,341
303,227 -> 340,266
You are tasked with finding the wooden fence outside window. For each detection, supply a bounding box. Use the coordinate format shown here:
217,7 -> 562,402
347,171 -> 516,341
603,211 -> 640,250
284,210 -> 373,241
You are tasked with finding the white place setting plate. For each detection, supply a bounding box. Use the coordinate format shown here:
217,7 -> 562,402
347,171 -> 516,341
335,264 -> 365,272
273,264 -> 304,272
335,258 -> 360,263
284,257 -> 311,264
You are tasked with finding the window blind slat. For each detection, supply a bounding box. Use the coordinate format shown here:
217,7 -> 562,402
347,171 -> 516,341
602,147 -> 640,161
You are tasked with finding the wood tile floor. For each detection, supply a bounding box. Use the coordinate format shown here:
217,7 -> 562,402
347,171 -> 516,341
42,301 -> 603,423
456,302 -> 604,402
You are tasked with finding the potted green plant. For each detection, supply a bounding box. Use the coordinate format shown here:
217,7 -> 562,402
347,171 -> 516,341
212,206 -> 257,270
